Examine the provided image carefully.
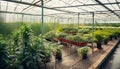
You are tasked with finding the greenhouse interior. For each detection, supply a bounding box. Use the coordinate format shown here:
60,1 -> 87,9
0,0 -> 120,69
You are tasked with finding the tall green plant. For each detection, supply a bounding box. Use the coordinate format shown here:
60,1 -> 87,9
0,34 -> 8,69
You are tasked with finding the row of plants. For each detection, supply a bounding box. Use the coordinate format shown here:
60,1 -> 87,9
44,27 -> 120,48
94,28 -> 120,49
76,28 -> 120,60
0,24 -> 62,69
44,30 -> 92,43
60,27 -> 78,34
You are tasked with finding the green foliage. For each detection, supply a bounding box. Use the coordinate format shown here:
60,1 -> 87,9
77,46 -> 89,57
0,34 -> 8,68
56,32 -> 67,38
66,34 -> 85,42
78,28 -> 90,34
47,42 -> 62,58
73,34 -> 85,42
7,24 -> 53,69
44,31 -> 56,40
66,35 -> 74,41
83,34 -> 92,42
94,30 -> 104,42
61,27 -> 78,33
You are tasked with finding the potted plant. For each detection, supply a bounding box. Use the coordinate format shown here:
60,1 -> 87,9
77,46 -> 89,59
94,31 -> 103,49
102,32 -> 109,45
55,48 -> 62,60
47,43 -> 63,61
103,37 -> 109,45
44,31 -> 56,41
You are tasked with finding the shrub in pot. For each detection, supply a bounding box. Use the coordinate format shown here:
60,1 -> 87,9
77,46 -> 89,59
47,43 -> 62,61
55,48 -> 62,60
102,32 -> 109,45
107,30 -> 114,41
94,31 -> 103,49
113,30 -> 120,39
44,31 -> 56,41
103,37 -> 109,45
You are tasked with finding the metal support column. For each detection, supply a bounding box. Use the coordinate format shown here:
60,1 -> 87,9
54,17 -> 56,30
92,12 -> 94,54
68,18 -> 69,26
78,13 -> 80,29
22,14 -> 24,23
40,0 -> 44,45
41,0 -> 44,35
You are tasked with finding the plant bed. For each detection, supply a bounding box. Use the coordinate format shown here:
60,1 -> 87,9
58,38 -> 87,47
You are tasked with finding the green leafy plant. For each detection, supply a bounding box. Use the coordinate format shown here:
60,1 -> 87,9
55,48 -> 62,60
56,32 -> 67,38
61,27 -> 77,34
94,30 -> 104,49
102,31 -> 109,45
44,31 -> 56,41
7,24 -> 53,69
0,34 -> 8,69
47,42 -> 63,60
77,46 -> 89,59
83,34 -> 92,42
66,34 -> 85,42
66,35 -> 74,41
73,34 -> 85,42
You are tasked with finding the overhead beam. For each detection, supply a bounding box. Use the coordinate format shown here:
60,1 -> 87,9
52,2 -> 120,8
2,0 -> 120,17
0,10 -> 116,17
2,0 -> 76,13
0,10 -> 42,16
95,0 -> 120,18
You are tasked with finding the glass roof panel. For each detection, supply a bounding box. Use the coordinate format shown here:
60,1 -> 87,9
105,4 -> 120,10
0,0 -> 120,21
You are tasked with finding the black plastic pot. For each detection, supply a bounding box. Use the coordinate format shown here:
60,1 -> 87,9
104,40 -> 108,45
97,42 -> 102,49
46,39 -> 51,41
114,36 -> 117,40
82,54 -> 87,59
55,53 -> 62,60
109,36 -> 113,41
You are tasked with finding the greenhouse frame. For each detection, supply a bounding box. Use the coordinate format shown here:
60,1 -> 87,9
0,0 -> 120,69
